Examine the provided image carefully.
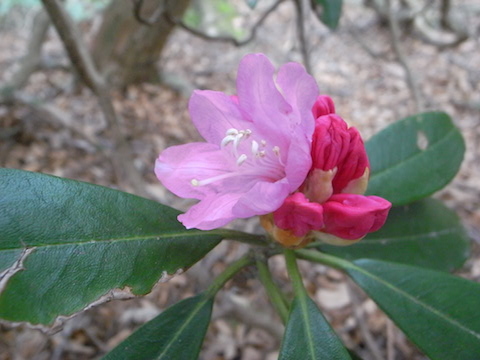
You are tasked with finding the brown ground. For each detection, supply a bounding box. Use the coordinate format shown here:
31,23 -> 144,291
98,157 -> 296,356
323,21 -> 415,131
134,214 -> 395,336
1,1 -> 479,359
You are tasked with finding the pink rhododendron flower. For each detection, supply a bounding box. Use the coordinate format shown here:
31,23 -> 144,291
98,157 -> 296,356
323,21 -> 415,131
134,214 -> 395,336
155,53 -> 319,230
271,96 -> 391,247
155,53 -> 391,247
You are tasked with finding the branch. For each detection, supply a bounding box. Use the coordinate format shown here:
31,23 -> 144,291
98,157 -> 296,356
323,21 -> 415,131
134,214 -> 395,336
132,0 -> 285,47
366,0 -> 433,24
1,9 -> 50,98
413,13 -> 468,48
386,318 -> 396,360
402,0 -> 468,48
385,0 -> 423,112
131,0 -> 164,25
40,0 -> 151,198
440,0 -> 451,29
294,0 -> 312,74
40,0 -> 104,91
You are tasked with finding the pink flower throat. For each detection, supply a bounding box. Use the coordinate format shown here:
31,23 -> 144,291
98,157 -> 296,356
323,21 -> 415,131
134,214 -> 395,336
190,127 -> 286,187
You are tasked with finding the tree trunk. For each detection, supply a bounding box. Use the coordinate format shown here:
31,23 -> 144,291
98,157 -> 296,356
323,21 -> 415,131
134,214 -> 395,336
91,0 -> 190,87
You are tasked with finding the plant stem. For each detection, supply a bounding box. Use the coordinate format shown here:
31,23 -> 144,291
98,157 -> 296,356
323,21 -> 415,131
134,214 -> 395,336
284,249 -> 307,297
295,249 -> 352,270
256,257 -> 289,323
304,240 -> 324,249
205,253 -> 254,298
214,229 -> 269,247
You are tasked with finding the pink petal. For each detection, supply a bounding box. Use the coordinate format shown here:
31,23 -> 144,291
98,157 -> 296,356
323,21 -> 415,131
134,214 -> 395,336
179,193 -> 242,230
233,180 -> 291,217
189,90 -> 249,144
155,142 -> 232,200
284,128 -> 312,192
276,62 -> 319,136
312,95 -> 336,118
273,192 -> 324,237
322,194 -> 391,240
236,54 -> 293,147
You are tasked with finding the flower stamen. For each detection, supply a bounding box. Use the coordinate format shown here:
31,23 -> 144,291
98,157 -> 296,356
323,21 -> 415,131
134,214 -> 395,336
221,135 -> 236,147
237,154 -> 248,166
272,146 -> 285,166
191,172 -> 238,187
251,140 -> 259,155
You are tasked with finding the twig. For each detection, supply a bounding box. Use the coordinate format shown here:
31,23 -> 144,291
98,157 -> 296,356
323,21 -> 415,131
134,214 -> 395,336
400,0 -> 468,49
348,281 -> 384,360
131,0 -> 164,25
385,0 -> 423,112
366,0 -> 433,24
440,0 -> 452,29
40,0 -> 150,198
386,318 -> 395,360
294,0 -> 312,74
131,0 -> 285,47
413,13 -> 468,48
343,14 -> 390,59
452,99 -> 480,111
347,29 -> 388,59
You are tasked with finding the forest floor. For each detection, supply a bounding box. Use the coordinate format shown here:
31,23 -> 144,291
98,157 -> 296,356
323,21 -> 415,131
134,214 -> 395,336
1,1 -> 479,359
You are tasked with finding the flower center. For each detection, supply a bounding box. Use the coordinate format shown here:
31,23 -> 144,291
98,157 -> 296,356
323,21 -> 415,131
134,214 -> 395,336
190,128 -> 286,187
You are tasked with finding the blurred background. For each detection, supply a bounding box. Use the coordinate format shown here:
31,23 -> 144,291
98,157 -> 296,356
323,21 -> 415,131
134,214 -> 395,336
0,0 -> 479,359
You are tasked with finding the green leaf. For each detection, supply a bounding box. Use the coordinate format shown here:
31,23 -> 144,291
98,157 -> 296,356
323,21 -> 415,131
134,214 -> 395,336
103,293 -> 213,360
0,169 -> 223,325
279,295 -> 351,360
366,112 -> 465,205
246,0 -> 258,9
346,259 -> 480,360
317,198 -> 470,271
312,0 -> 343,30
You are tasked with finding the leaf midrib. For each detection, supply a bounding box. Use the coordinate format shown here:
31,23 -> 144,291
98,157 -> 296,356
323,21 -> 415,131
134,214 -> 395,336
357,227 -> 460,245
350,262 -> 480,341
368,127 -> 458,181
156,296 -> 211,359
299,295 -> 318,359
0,229 -> 223,251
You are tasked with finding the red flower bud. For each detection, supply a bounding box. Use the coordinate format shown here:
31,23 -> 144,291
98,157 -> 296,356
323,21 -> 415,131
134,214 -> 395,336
312,95 -> 336,118
322,194 -> 391,240
311,114 -> 370,194
268,95 -> 391,248
273,192 -> 324,237
311,114 -> 350,172
332,127 -> 370,194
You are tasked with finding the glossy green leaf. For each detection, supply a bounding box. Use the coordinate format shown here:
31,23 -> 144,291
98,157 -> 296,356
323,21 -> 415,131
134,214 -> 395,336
347,259 -> 480,359
104,293 -> 213,360
312,0 -> 343,30
0,169 -> 223,325
317,198 -> 470,271
366,112 -> 465,205
279,295 -> 351,360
